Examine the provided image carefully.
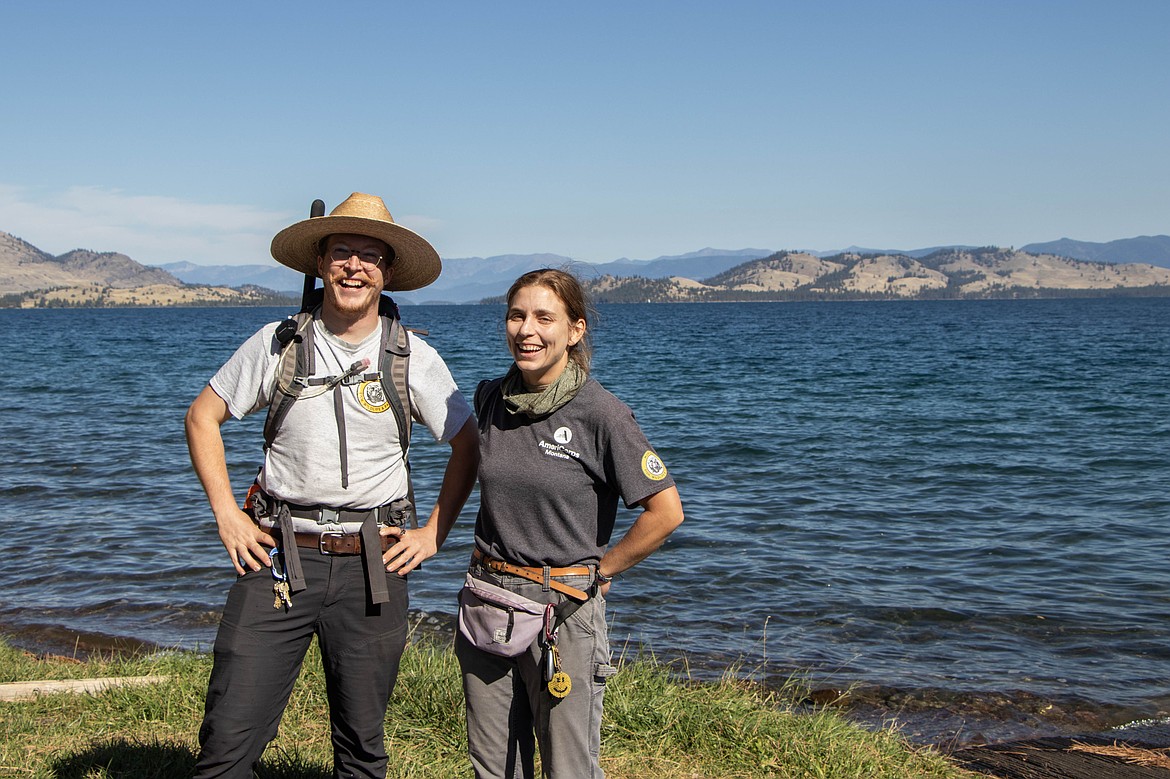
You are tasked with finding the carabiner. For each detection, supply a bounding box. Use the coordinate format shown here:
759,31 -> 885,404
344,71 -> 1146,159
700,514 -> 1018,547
270,547 -> 288,582
541,602 -> 557,645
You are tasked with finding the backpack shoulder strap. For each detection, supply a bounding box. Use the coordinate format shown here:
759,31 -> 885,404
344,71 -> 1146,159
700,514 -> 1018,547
262,309 -> 316,451
377,303 -> 412,457
375,295 -> 418,526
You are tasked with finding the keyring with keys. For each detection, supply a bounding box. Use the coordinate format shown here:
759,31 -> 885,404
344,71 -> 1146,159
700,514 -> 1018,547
270,547 -> 292,610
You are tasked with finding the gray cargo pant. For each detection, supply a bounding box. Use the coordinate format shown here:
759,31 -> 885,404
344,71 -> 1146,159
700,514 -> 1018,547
455,566 -> 616,779
194,549 -> 408,779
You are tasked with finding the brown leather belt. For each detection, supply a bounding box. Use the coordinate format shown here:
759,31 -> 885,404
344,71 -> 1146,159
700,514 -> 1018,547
472,549 -> 593,601
287,529 -> 395,556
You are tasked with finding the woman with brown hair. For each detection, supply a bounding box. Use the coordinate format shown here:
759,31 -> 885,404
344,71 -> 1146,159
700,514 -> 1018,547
456,268 -> 684,778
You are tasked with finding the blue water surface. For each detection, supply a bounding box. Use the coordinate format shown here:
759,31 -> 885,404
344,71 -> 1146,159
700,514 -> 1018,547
1,298 -> 1167,744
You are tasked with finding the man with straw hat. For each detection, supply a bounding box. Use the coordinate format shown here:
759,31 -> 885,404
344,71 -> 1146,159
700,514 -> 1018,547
186,192 -> 479,778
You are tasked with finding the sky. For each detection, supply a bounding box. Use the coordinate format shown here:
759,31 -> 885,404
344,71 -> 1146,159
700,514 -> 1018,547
2,1 -> 1167,267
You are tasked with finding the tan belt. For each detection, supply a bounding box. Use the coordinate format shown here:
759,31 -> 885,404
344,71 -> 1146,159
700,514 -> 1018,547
472,549 -> 593,601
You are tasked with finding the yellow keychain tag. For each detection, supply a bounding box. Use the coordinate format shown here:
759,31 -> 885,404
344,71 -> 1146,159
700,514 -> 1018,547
548,671 -> 572,698
546,643 -> 572,698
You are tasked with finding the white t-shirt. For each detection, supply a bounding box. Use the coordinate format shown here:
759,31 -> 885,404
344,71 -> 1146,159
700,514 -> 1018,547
210,317 -> 472,511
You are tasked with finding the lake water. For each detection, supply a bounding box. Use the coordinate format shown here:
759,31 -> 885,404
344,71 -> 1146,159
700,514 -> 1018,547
1,298 -> 1168,747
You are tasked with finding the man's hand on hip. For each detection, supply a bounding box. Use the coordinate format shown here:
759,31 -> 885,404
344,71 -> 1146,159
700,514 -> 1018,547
216,507 -> 275,575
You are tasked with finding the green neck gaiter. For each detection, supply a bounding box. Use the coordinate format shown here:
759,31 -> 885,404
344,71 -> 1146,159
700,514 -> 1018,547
501,359 -> 586,418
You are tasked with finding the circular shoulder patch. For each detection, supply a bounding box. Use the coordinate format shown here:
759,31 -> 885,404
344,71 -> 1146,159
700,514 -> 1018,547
358,380 -> 391,413
641,450 -> 668,481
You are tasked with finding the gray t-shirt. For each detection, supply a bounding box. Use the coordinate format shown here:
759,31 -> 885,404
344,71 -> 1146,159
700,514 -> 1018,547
474,376 -> 675,567
210,317 -> 472,512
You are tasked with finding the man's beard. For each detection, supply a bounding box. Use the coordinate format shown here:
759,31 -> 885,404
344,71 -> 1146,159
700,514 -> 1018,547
323,278 -> 380,316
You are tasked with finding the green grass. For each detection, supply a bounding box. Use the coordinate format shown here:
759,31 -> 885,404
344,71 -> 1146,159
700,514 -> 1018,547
0,636 -> 978,778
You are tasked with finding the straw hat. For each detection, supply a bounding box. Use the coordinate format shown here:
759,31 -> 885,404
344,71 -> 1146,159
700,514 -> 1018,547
270,192 -> 441,291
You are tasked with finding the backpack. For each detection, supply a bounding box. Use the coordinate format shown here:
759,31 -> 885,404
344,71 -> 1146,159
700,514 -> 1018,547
262,289 -> 415,512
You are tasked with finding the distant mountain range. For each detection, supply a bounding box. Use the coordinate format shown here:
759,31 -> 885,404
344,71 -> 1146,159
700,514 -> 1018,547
1019,235 -> 1170,266
156,260 -> 304,295
423,248 -> 775,303
156,237 -> 1170,304
582,247 -> 1170,303
3,228 -> 1168,307
155,248 -> 776,303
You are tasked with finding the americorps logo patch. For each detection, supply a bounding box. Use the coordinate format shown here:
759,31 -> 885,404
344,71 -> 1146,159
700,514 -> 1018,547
553,426 -> 573,444
641,451 -> 668,481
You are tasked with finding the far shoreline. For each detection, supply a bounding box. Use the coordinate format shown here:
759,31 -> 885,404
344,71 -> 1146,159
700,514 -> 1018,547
4,288 -> 1170,310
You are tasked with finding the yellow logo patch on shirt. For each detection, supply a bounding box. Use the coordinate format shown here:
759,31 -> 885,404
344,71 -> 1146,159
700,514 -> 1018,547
641,451 -> 668,481
358,380 -> 391,413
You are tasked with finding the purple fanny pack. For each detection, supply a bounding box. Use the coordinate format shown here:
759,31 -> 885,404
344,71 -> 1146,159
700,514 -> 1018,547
457,573 -> 549,657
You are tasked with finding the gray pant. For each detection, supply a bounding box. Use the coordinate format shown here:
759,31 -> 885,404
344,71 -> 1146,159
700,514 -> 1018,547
194,550 -> 408,779
455,566 -> 615,779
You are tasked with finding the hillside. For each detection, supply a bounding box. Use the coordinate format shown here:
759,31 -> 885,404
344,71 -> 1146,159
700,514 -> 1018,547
0,231 -> 292,308
584,247 -> 1170,302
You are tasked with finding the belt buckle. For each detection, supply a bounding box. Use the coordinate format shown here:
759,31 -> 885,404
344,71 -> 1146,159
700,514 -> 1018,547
318,531 -> 345,555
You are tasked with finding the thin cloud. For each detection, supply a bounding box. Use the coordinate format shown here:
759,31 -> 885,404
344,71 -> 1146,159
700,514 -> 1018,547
0,185 -> 451,266
0,184 -> 291,266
